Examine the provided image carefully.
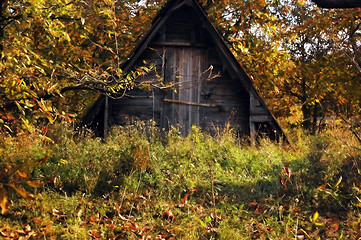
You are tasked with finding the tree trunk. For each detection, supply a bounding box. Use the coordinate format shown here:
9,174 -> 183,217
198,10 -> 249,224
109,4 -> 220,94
302,102 -> 321,134
301,103 -> 313,131
311,103 -> 319,135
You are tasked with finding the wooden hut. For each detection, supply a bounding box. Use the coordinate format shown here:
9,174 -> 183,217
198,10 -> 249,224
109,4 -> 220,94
82,0 -> 287,142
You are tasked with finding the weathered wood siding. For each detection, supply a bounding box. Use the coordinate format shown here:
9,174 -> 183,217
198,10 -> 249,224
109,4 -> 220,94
107,4 -> 252,136
108,47 -> 164,126
162,47 -> 208,135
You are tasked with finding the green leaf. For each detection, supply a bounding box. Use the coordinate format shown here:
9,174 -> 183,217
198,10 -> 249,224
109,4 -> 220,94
204,216 -> 212,223
198,218 -> 206,227
26,180 -> 44,188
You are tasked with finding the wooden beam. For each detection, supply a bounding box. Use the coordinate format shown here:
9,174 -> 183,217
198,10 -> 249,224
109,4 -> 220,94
150,42 -> 209,48
163,98 -> 218,107
313,0 -> 361,8
250,115 -> 272,122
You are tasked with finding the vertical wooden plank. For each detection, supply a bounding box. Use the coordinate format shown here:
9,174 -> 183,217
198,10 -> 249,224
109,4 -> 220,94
170,47 -> 177,129
103,95 -> 109,138
178,48 -> 183,133
163,47 -> 173,130
174,47 -> 181,131
249,92 -> 256,143
194,48 -> 202,128
199,49 -> 207,127
193,49 -> 199,128
185,48 -> 191,134
160,47 -> 167,130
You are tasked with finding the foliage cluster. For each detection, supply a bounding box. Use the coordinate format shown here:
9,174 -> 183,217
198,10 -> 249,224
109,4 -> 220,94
0,0 -> 360,135
0,122 -> 360,239
0,0 -> 162,134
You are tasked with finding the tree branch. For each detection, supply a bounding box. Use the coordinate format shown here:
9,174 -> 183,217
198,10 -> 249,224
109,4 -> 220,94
0,78 -> 134,112
339,115 -> 361,144
313,0 -> 361,8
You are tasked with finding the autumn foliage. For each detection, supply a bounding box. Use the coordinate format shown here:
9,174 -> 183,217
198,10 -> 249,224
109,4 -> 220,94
0,0 -> 360,134
0,0 -> 360,238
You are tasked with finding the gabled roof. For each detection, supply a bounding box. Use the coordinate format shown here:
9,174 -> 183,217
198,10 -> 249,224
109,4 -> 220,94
83,0 -> 288,142
120,0 -> 287,140
122,0 -> 253,92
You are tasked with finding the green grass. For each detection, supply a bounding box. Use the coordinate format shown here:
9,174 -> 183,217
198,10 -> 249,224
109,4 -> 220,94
0,122 -> 360,239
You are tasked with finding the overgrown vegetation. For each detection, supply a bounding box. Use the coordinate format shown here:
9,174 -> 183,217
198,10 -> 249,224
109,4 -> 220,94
0,0 -> 359,238
0,122 -> 360,239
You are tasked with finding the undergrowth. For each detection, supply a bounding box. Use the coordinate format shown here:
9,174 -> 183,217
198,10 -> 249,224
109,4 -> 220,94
0,122 -> 360,239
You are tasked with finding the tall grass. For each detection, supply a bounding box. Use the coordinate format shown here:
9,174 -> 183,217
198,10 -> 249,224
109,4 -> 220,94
0,122 -> 360,239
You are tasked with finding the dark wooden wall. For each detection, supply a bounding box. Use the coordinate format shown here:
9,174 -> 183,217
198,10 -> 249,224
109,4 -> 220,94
108,4 -> 251,136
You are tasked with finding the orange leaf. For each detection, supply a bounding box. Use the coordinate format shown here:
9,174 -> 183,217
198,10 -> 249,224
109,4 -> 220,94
181,189 -> 198,203
280,177 -> 287,190
26,180 -> 44,188
128,222 -> 138,231
0,230 -> 8,237
0,184 -> 9,215
326,224 -> 339,235
16,170 -> 28,179
329,224 -> 339,232
65,114 -> 74,123
9,184 -> 35,201
90,230 -> 100,238
317,184 -> 326,190
161,211 -> 175,221
181,193 -> 190,203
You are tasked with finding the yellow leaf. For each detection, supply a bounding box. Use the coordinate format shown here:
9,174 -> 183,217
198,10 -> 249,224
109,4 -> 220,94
9,184 -> 35,201
41,135 -> 54,144
311,211 -> 319,222
334,176 -> 342,188
26,180 -> 44,188
0,185 -> 9,215
64,33 -> 71,42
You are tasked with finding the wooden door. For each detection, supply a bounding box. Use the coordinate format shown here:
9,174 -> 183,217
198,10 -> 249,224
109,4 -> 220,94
163,47 -> 208,135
